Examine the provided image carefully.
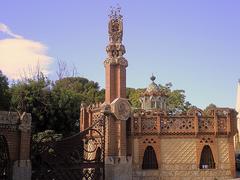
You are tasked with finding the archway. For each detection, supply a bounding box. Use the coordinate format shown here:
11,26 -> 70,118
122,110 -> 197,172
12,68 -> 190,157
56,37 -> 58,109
0,135 -> 10,180
142,146 -> 158,169
199,145 -> 215,169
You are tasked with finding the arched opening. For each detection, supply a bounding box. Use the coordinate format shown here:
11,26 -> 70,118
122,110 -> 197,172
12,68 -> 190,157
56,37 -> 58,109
0,135 -> 10,180
199,145 -> 215,169
126,118 -> 131,137
95,147 -> 102,162
126,118 -> 132,156
142,146 -> 158,169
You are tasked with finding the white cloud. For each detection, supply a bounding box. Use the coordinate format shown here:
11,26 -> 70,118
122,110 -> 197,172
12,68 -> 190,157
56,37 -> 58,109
0,23 -> 23,39
0,23 -> 52,80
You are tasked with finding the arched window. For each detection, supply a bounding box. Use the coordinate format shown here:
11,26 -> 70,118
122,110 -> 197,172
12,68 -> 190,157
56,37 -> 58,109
142,146 -> 158,169
199,145 -> 215,169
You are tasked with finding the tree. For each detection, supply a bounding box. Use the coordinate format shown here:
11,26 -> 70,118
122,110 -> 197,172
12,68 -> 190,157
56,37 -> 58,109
126,88 -> 144,108
166,89 -> 191,113
10,73 -> 51,133
50,77 -> 105,135
0,70 -> 10,110
53,77 -> 105,104
10,75 -> 105,136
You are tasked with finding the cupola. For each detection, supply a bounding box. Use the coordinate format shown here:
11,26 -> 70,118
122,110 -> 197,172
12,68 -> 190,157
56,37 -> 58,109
140,75 -> 168,110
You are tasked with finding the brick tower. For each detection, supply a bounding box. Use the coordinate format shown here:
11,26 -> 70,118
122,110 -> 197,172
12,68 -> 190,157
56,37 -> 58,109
103,7 -> 132,180
104,8 -> 127,104
104,7 -> 128,156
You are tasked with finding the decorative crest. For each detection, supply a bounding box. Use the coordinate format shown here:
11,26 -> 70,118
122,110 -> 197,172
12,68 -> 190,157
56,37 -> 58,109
108,5 -> 123,44
104,5 -> 127,67
108,5 -> 123,20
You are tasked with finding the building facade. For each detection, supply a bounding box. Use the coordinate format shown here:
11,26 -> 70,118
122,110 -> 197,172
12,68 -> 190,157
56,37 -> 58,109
80,10 -> 238,180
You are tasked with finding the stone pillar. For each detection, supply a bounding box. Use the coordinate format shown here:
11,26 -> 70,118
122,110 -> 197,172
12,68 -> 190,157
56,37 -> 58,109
13,112 -> 32,180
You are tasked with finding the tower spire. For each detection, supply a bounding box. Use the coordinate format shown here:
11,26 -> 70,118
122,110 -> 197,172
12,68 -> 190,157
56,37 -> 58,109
104,6 -> 128,103
103,7 -> 129,158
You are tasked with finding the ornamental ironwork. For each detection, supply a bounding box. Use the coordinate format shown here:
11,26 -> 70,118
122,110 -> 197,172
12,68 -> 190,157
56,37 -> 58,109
32,116 -> 105,180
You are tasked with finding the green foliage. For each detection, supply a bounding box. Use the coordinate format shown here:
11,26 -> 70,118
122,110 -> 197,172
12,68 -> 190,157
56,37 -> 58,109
32,130 -> 62,143
53,77 -> 105,104
166,89 -> 191,113
0,70 -> 10,110
11,73 -> 51,133
10,75 -> 105,136
126,88 -> 144,108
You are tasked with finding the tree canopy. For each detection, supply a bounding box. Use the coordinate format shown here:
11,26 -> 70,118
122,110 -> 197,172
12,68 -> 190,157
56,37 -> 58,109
0,71 -> 10,110
10,75 -> 105,136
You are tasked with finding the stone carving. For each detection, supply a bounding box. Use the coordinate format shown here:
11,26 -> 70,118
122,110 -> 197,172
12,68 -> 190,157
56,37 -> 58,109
111,98 -> 131,121
104,6 -> 127,65
104,57 -> 128,67
108,6 -> 123,43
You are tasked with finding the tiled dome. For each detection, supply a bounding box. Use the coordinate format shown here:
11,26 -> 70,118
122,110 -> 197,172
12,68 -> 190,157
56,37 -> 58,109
146,75 -> 160,93
146,82 -> 160,93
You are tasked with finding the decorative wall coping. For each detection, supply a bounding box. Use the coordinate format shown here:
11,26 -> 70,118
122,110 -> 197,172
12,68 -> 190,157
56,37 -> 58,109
0,111 -> 19,124
83,106 -> 237,137
132,108 -> 237,136
0,111 -> 32,132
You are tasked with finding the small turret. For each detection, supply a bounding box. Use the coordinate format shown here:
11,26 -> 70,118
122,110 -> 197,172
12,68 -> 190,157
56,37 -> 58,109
140,75 -> 168,110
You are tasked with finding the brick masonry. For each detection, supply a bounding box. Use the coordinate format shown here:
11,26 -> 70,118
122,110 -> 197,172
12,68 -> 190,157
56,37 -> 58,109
0,111 -> 31,180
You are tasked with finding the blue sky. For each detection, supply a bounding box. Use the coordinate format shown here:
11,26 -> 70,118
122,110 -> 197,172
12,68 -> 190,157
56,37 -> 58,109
0,0 -> 240,108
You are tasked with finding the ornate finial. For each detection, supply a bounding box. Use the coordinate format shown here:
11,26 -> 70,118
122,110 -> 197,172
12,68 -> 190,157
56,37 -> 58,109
108,5 -> 123,44
109,4 -> 122,20
150,74 -> 156,82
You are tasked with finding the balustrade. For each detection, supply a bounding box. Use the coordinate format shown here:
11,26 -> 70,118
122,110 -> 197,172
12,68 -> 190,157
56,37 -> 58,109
133,109 -> 231,136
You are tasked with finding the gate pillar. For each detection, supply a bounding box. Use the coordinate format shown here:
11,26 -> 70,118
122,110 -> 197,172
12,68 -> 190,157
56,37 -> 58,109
12,112 -> 32,180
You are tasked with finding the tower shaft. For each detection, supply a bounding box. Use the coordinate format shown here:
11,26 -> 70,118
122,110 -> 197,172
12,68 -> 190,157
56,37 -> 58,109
104,8 -> 128,157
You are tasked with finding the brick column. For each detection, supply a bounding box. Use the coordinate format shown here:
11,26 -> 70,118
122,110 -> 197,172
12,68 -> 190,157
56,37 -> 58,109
13,113 -> 31,180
